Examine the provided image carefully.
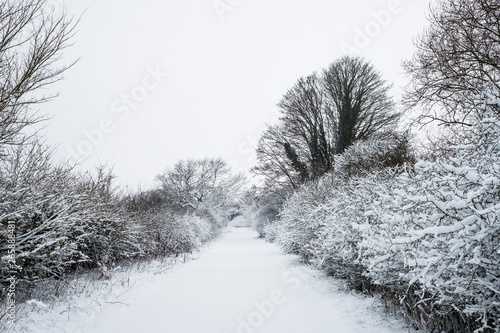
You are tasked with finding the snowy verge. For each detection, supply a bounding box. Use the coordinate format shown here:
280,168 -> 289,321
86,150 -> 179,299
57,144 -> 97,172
0,252 -> 201,333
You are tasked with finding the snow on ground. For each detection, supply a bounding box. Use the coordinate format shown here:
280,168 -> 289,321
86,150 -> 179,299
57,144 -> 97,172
10,223 -> 413,333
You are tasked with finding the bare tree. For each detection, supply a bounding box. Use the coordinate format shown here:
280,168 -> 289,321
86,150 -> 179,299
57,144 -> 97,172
253,56 -> 399,191
322,56 -> 399,154
0,0 -> 77,149
403,0 -> 500,127
254,74 -> 336,192
156,157 -> 246,211
252,124 -> 305,192
279,74 -> 336,179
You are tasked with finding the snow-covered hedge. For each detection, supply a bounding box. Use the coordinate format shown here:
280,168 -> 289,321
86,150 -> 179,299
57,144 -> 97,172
163,214 -> 213,254
363,115 -> 500,331
0,144 -> 141,287
333,135 -> 414,177
128,207 -> 215,258
0,143 -> 227,300
272,113 -> 500,331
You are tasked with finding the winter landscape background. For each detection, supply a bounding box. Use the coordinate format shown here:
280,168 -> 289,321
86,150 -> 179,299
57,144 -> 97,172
1,0 -> 499,332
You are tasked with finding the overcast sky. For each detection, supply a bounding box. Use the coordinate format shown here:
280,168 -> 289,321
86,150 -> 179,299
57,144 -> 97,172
41,0 -> 430,190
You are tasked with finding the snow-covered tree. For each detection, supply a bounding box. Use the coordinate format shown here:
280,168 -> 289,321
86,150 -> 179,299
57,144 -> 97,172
156,157 -> 246,212
404,0 -> 500,127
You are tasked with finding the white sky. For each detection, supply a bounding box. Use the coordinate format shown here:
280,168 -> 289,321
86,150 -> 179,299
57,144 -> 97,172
41,0 -> 430,190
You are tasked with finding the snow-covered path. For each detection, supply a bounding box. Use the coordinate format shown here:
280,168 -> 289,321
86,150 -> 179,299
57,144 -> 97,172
54,225 -> 407,333
12,224 -> 410,333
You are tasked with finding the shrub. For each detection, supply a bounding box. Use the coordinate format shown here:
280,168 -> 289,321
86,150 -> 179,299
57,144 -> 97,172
362,113 -> 500,331
272,106 -> 500,331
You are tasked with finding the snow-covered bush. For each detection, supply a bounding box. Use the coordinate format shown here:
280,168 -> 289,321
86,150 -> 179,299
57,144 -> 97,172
334,135 -> 414,177
0,142 -> 142,296
234,186 -> 286,238
311,171 -> 400,289
362,112 -> 500,331
274,109 -> 500,331
253,201 -> 282,238
163,214 -> 213,254
275,165 -> 402,290
122,194 -> 218,258
0,144 -> 89,284
195,204 -> 229,237
275,137 -> 410,268
272,109 -> 500,330
73,168 -> 145,270
274,179 -> 332,261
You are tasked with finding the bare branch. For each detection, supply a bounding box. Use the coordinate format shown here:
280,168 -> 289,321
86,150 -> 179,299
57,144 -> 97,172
0,0 -> 78,148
